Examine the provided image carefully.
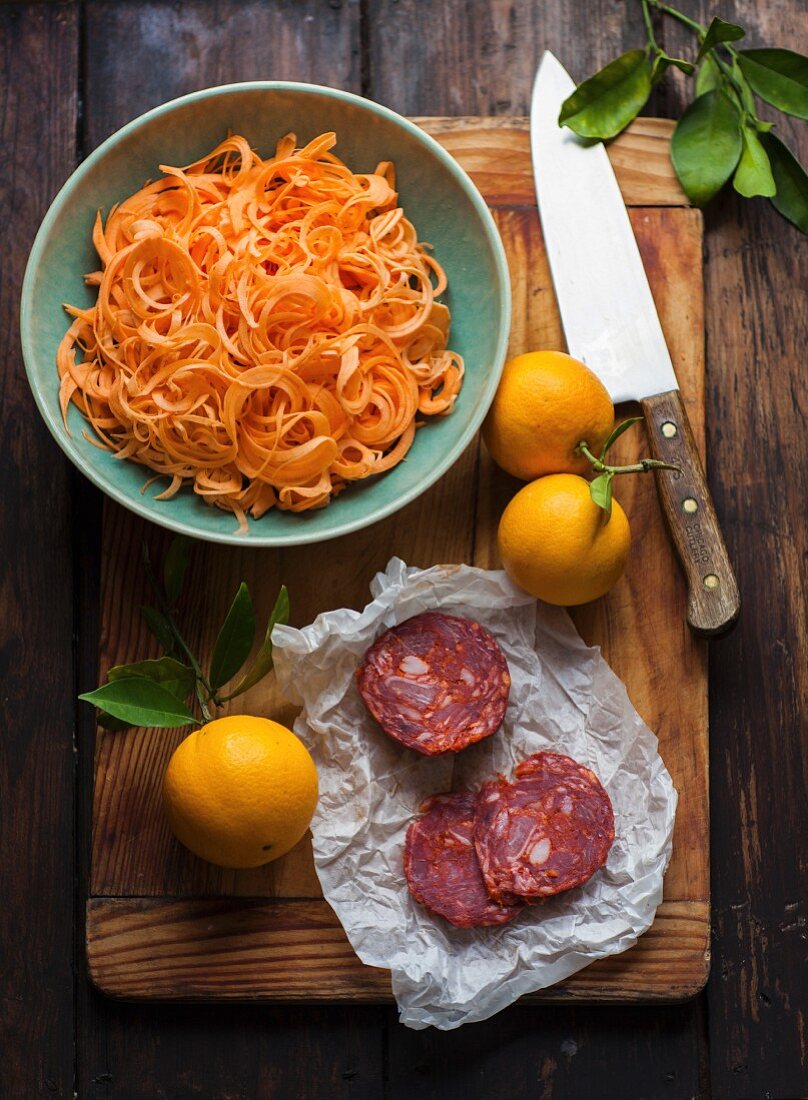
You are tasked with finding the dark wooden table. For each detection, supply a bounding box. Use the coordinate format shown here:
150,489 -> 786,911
3,2 -> 806,1097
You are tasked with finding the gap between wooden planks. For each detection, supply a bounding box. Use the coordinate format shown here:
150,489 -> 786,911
87,118 -> 709,1003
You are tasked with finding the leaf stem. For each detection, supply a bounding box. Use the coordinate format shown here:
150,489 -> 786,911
194,682 -> 213,722
646,0 -> 706,37
142,544 -> 223,711
708,52 -> 764,130
578,441 -> 680,476
640,0 -> 660,52
641,3 -> 767,131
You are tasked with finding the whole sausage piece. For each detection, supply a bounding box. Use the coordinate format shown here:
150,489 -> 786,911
473,752 -> 615,904
357,611 -> 511,755
404,791 -> 523,927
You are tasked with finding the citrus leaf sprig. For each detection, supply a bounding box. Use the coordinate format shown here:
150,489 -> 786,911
578,416 -> 680,518
558,1 -> 808,233
79,536 -> 289,730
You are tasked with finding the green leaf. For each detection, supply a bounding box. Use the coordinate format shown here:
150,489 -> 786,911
163,536 -> 192,606
599,416 -> 643,460
695,54 -> 722,97
733,126 -> 777,198
558,49 -> 653,140
140,605 -> 176,653
79,678 -> 198,728
652,53 -> 695,84
97,713 -> 132,732
209,582 -> 256,690
760,132 -> 808,234
107,656 -> 196,701
696,17 -> 745,64
737,49 -> 808,120
589,473 -> 614,518
671,90 -> 743,206
724,56 -> 759,119
224,585 -> 290,700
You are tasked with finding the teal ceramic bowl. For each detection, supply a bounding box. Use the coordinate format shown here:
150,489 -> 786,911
21,83 -> 510,546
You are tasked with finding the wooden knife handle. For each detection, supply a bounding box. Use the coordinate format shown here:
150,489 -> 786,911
640,389 -> 740,637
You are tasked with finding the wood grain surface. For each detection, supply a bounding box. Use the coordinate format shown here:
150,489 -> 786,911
0,5 -> 78,1097
86,124 -> 709,1006
414,117 -> 688,206
659,6 -> 808,1094
87,897 -> 709,1003
3,1 -> 805,1097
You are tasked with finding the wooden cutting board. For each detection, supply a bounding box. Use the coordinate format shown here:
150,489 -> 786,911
86,117 -> 709,1004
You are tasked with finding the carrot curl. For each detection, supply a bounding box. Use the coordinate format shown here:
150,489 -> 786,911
57,132 -> 464,530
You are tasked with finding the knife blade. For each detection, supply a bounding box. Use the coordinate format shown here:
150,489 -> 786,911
530,51 -> 740,637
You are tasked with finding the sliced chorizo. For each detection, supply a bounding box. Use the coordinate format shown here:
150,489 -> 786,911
473,752 -> 615,904
357,611 -> 511,755
404,791 -> 523,928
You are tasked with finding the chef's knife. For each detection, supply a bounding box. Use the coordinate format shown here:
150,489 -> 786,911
530,51 -> 740,637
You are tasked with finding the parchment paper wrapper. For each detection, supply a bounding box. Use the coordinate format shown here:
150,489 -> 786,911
272,559 -> 677,1030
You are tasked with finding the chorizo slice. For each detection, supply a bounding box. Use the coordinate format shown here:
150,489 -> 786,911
357,611 -> 511,755
473,752 -> 615,903
404,791 -> 523,928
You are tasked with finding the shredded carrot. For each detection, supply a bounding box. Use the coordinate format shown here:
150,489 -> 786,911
57,132 -> 465,530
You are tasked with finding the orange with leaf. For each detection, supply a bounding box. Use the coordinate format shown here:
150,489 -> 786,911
485,351 -> 678,605
80,539 -> 318,869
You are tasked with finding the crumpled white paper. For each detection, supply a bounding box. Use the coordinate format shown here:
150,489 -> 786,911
272,559 -> 677,1030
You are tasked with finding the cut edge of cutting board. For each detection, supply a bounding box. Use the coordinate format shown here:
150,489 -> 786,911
86,116 -> 709,1006
413,116 -> 689,208
87,897 -> 709,1003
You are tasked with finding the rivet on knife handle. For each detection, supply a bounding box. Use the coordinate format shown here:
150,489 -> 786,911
640,390 -> 740,637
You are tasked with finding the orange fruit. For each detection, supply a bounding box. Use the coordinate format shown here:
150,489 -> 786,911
498,473 -> 630,606
162,715 -> 318,869
483,350 -> 614,480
